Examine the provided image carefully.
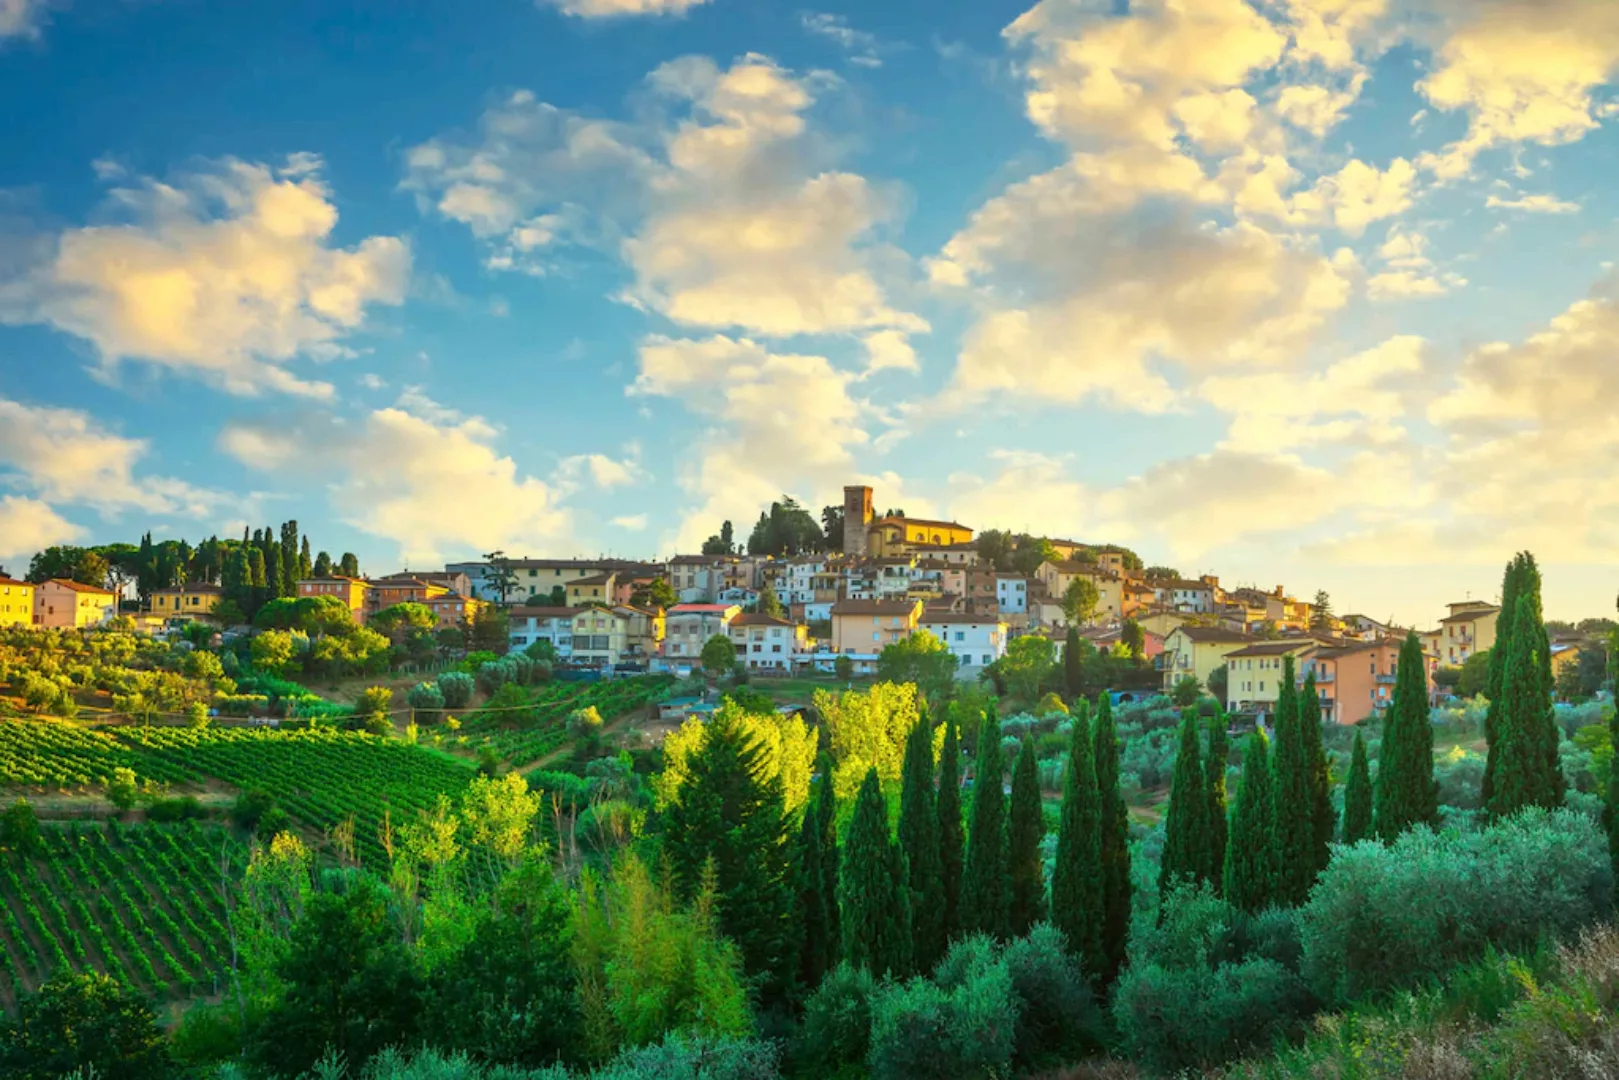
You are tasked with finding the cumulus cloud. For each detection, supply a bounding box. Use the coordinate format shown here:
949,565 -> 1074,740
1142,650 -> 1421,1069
536,0 -> 709,17
1287,157 -> 1417,235
0,496 -> 82,562
555,451 -> 645,492
0,156 -> 410,398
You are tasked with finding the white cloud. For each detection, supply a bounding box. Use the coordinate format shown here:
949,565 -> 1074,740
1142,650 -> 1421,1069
1367,269 -> 1464,301
536,0 -> 709,17
0,156 -> 410,399
1274,80 -> 1364,136
1287,157 -> 1418,235
861,329 -> 918,375
1485,193 -> 1581,214
0,0 -> 49,40
555,452 -> 644,492
611,514 -> 649,531
801,12 -> 883,67
0,496 -> 82,563
1281,0 -> 1390,71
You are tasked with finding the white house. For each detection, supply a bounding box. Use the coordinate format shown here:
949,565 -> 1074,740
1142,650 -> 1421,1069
1160,578 -> 1216,614
727,614 -> 808,671
508,606 -> 580,658
663,603 -> 742,662
995,575 -> 1028,615
920,613 -> 1008,671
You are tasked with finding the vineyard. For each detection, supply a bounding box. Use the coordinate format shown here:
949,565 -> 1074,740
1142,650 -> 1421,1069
0,821 -> 240,1010
453,676 -> 675,765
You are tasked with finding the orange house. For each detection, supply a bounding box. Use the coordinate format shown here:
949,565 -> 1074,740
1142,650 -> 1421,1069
297,576 -> 373,622
1303,639 -> 1436,725
830,598 -> 922,653
33,579 -> 116,628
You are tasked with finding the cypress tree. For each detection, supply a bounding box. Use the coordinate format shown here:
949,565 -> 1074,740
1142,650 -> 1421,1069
1205,711 -> 1229,895
1483,555 -> 1524,807
299,536 -> 313,581
961,712 -> 1008,939
1270,655 -> 1314,905
1064,625 -> 1084,700
793,792 -> 832,992
247,548 -> 267,615
280,521 -> 300,597
261,531 -> 283,601
899,713 -> 945,971
1223,730 -> 1277,913
1342,729 -> 1372,845
1008,736 -> 1044,936
937,714 -> 965,941
1050,706 -> 1104,984
1159,708 -> 1211,898
815,762 -> 840,969
1093,694 -> 1131,985
839,767 -> 912,978
1488,592 -> 1563,817
1300,671 -> 1335,874
1374,632 -> 1439,841
1606,703 -> 1619,879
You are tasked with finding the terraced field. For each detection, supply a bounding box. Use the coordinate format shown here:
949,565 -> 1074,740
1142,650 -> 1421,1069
455,676 -> 674,766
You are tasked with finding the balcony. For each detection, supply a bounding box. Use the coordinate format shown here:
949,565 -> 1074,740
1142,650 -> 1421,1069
1375,673 -> 1397,685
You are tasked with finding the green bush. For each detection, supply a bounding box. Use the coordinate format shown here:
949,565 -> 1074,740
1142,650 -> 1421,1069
1000,923 -> 1106,1067
796,963 -> 877,1077
1302,807 -> 1612,1006
437,671 -> 474,709
406,681 -> 445,713
146,796 -> 205,822
869,962 -> 1018,1079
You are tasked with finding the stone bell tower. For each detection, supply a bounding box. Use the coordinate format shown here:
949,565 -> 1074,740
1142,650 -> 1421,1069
843,485 -> 873,556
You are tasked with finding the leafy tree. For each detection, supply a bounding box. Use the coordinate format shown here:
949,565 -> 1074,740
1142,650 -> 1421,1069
1373,632 -> 1439,841
820,505 -> 845,552
1143,566 -> 1180,583
701,633 -> 737,679
834,654 -> 854,682
108,767 -> 139,812
1310,589 -> 1333,631
961,712 -> 1009,939
249,880 -> 423,1075
1001,635 -> 1055,703
1008,737 -> 1044,936
1342,729 -> 1372,845
481,550 -> 519,606
1050,704 -> 1104,984
814,681 -> 925,799
0,971 -> 168,1080
371,602 -> 436,641
757,585 -> 785,619
465,603 -> 510,654
1270,655 -> 1315,906
1121,618 -> 1146,664
1608,703 -> 1619,879
878,629 -> 957,702
839,768 -> 913,978
1159,709 -> 1213,898
630,576 -> 678,611
899,713 -> 946,971
25,545 -> 110,588
1170,674 -> 1202,708
1484,554 -> 1530,805
1205,713 -> 1229,894
701,521 -> 736,556
1300,672 -> 1335,874
1064,625 -> 1084,700
1457,648 -> 1491,697
794,782 -> 835,991
0,798 -> 44,858
1063,576 -> 1100,625
1207,663 -> 1229,706
1093,693 -> 1131,986
338,552 -> 360,578
1011,536 -> 1058,577
661,708 -> 794,990
976,529 -> 1015,572
937,714 -> 965,941
747,496 -> 825,556
1223,731 -> 1276,913
816,766 -> 841,968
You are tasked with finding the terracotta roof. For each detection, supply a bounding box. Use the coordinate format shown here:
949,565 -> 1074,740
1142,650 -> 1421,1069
570,572 -> 617,586
668,603 -> 738,614
1440,606 -> 1499,624
0,575 -> 29,587
832,599 -> 922,617
46,578 -> 113,595
510,605 -> 584,618
730,613 -> 797,628
1166,579 -> 1214,592
921,613 -> 1003,625
1226,640 -> 1319,658
1171,626 -> 1253,644
869,515 -> 972,532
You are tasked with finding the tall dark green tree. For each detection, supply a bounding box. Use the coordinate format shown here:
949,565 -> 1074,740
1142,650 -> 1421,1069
1606,703 -> 1619,879
313,551 -> 334,578
1300,671 -> 1335,874
298,536 -> 312,581
1159,708 -> 1212,898
1483,554 -> 1525,807
1488,591 -> 1564,818
838,767 -> 912,978
1050,706 -> 1104,985
1342,729 -> 1372,845
1374,632 -> 1439,841
1093,693 -> 1131,985
793,786 -> 834,992
246,548 -> 267,615
815,765 -> 840,969
1064,625 -> 1084,700
662,709 -> 794,990
1271,654 -> 1315,906
936,715 -> 965,941
134,532 -> 157,603
279,521 -> 300,597
1205,712 -> 1229,895
1008,736 -> 1044,936
898,714 -> 945,971
1,971 -> 170,1080
261,530 -> 283,601
1223,730 -> 1276,913
223,545 -> 251,615
339,552 -> 360,577
961,711 -> 1009,939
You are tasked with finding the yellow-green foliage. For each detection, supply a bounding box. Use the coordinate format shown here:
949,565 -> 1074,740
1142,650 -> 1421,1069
814,682 -> 940,800
654,701 -> 817,814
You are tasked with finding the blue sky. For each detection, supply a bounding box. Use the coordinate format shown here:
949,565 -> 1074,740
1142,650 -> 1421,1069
2,0 -> 1618,624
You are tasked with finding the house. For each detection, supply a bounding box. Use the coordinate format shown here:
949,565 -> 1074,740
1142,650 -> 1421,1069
447,558 -> 635,602
1304,639 -> 1435,725
1079,624 -> 1166,662
32,579 -> 116,629
566,572 -> 618,607
965,568 -> 1001,614
569,607 -> 630,668
614,605 -> 665,660
1550,641 -> 1584,685
667,556 -> 725,603
866,516 -> 974,558
376,570 -> 472,597
1159,578 -> 1217,614
1158,625 -> 1253,691
831,598 -> 922,653
0,576 -> 35,628
929,541 -> 981,566
370,576 -> 449,611
995,574 -> 1028,614
423,592 -> 481,630
1135,607 -> 1189,639
1224,639 -> 1327,717
728,614 -> 808,671
918,613 -> 1007,671
508,606 -> 582,658
297,576 -> 372,623
1341,614 -> 1394,641
149,583 -> 223,621
663,603 -> 743,663
1438,601 -> 1500,666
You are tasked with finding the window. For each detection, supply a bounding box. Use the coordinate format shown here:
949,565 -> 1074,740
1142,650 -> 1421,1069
772,644 -> 781,653
982,654 -> 992,665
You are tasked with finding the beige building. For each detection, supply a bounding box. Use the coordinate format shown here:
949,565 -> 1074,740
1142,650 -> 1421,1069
831,598 -> 922,654
1159,625 -> 1253,691
1437,601 -> 1499,666
33,579 -> 117,629
1225,639 -> 1327,716
664,603 -> 742,663
569,607 -> 630,668
728,613 -> 808,670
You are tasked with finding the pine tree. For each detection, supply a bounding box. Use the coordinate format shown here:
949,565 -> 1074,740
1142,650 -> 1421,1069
1342,729 -> 1372,845
899,713 -> 945,971
961,712 -> 1008,939
1488,592 -> 1563,818
839,767 -> 913,978
1205,711 -> 1229,895
1223,730 -> 1277,913
793,786 -> 833,992
1271,654 -> 1315,906
1065,625 -> 1084,700
1374,632 -> 1439,841
1159,708 -> 1211,898
1300,671 -> 1335,874
936,714 -> 965,942
662,709 -> 794,990
1093,694 -> 1131,986
1483,555 -> 1525,808
815,765 -> 840,971
1008,736 -> 1044,936
1050,706 -> 1104,985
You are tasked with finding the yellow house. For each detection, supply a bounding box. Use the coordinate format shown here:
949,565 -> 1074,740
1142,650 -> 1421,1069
569,607 -> 630,668
1158,625 -> 1253,691
0,576 -> 35,628
33,579 -> 116,629
1224,639 -> 1327,716
150,583 -> 223,621
566,572 -> 618,607
831,598 -> 922,653
1135,608 -> 1188,639
615,605 -> 665,659
1437,601 -> 1499,667
866,516 -> 974,558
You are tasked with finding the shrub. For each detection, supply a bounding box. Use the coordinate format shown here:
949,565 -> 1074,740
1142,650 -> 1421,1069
232,790 -> 275,832
1302,807 -> 1613,1006
869,964 -> 1018,1080
185,701 -> 211,728
406,681 -> 445,713
146,795 -> 205,822
568,706 -> 605,739
1000,923 -> 1106,1067
1434,745 -> 1485,809
212,693 -> 269,717
796,963 -> 877,1076
592,1033 -> 780,1080
437,671 -> 474,709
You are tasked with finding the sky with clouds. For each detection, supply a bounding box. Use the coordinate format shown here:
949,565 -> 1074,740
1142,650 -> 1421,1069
2,0 -> 1618,624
